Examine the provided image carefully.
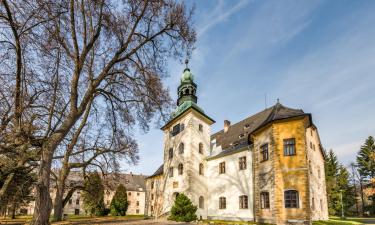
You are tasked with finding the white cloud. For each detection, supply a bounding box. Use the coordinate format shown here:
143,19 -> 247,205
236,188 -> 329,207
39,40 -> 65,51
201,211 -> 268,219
197,0 -> 250,37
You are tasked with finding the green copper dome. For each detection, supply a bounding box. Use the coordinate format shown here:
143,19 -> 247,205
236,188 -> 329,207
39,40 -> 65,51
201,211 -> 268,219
181,68 -> 194,82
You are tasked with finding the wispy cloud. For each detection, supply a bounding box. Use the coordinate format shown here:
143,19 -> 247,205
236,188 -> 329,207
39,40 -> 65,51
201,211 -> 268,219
197,0 -> 250,37
226,0 -> 321,58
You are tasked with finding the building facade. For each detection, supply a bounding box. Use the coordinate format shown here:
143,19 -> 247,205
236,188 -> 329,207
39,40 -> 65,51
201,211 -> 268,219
145,65 -> 329,224
20,172 -> 146,216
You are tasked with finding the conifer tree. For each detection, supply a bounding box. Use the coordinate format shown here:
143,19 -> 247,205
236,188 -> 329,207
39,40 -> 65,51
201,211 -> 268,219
168,193 -> 197,222
82,172 -> 108,216
110,184 -> 128,216
325,149 -> 355,216
356,136 -> 375,214
356,136 -> 375,179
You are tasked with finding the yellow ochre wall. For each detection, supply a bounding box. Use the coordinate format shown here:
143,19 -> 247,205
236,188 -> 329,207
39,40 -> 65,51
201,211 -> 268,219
272,117 -> 311,224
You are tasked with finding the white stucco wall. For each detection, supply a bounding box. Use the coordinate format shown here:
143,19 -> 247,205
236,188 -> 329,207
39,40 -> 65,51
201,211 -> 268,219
306,127 -> 329,221
206,149 -> 254,221
161,110 -> 211,218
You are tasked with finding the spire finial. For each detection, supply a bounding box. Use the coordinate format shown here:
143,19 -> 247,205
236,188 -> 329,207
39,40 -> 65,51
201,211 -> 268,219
185,58 -> 189,69
277,98 -> 280,104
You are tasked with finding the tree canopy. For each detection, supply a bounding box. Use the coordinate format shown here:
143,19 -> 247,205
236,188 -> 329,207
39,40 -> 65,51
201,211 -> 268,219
110,184 -> 128,216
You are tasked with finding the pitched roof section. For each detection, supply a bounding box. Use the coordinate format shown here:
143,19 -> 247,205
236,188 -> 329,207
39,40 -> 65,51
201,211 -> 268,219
104,173 -> 147,191
211,103 -> 308,151
161,101 -> 215,130
147,164 -> 164,179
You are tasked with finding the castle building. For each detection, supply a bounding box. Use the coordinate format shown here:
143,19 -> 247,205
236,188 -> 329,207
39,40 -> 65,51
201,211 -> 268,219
20,172 -> 146,217
145,65 -> 329,224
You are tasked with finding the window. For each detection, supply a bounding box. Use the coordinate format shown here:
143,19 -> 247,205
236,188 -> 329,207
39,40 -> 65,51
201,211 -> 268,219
320,199 -> 323,211
137,192 -> 140,196
199,163 -> 204,175
169,167 -> 174,177
199,143 -> 203,154
284,190 -> 299,208
310,129 -> 313,136
199,124 -> 203,132
151,194 -> 154,200
178,163 -> 183,175
239,195 -> 248,209
125,179 -> 129,184
219,197 -> 226,209
260,192 -> 270,209
179,143 -> 184,154
239,133 -> 245,139
136,209 -> 139,214
239,156 -> 246,170
128,192 -> 131,196
171,123 -> 184,136
312,197 -> 315,210
219,162 -> 225,174
151,206 -> 154,212
136,201 -> 139,206
76,199 -> 79,205
128,201 -> 131,206
199,196 -> 204,209
310,141 -> 313,149
318,168 -> 321,179
284,138 -> 296,156
313,144 -> 316,151
168,148 -> 173,159
74,209 -> 80,215
151,181 -> 154,189
260,144 -> 269,162
69,199 -> 72,205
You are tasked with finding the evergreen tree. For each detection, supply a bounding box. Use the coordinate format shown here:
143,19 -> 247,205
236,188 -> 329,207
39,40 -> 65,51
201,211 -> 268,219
325,149 -> 355,216
82,172 -> 108,216
356,136 -> 375,214
356,136 -> 375,180
168,193 -> 197,222
110,184 -> 128,216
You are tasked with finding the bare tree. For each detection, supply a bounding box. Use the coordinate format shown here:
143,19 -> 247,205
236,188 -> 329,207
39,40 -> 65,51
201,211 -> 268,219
1,0 -> 195,224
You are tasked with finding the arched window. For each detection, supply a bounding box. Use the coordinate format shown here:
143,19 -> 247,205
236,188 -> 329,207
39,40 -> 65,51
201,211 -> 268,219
179,143 -> 184,154
168,148 -> 173,159
199,196 -> 204,209
178,163 -> 183,175
199,143 -> 203,154
199,163 -> 204,175
284,190 -> 299,208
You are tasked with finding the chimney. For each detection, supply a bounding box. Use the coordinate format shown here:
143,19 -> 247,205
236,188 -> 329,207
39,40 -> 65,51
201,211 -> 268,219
224,120 -> 231,133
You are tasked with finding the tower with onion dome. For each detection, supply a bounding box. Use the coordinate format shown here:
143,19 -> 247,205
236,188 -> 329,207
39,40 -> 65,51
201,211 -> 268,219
156,60 -> 215,219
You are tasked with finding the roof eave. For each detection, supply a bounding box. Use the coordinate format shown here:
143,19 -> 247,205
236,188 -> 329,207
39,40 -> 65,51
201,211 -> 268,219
161,106 -> 215,130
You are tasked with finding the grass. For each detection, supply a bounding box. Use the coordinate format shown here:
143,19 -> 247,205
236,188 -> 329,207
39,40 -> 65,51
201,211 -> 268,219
313,217 -> 364,225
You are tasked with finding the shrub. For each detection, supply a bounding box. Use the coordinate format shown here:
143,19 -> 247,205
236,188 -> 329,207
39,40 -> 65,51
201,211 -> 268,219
110,184 -> 128,216
168,193 -> 197,222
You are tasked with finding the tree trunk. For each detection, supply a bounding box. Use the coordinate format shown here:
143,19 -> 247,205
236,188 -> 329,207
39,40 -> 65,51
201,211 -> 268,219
10,202 -> 16,219
30,149 -> 53,225
53,185 -> 64,221
360,179 -> 365,216
53,168 -> 69,222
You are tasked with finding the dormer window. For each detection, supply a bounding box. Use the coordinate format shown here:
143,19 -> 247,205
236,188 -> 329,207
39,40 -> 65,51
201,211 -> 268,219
239,133 -> 245,139
244,124 -> 250,129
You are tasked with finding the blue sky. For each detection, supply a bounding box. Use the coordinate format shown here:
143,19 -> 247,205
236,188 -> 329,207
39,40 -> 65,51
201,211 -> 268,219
123,0 -> 375,175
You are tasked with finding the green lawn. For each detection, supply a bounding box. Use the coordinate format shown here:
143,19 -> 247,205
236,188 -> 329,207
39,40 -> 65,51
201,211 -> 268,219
313,217 -> 363,225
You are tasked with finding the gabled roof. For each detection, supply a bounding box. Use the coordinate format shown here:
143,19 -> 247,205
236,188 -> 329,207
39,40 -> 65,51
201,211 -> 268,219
211,103 -> 308,151
147,164 -> 164,179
